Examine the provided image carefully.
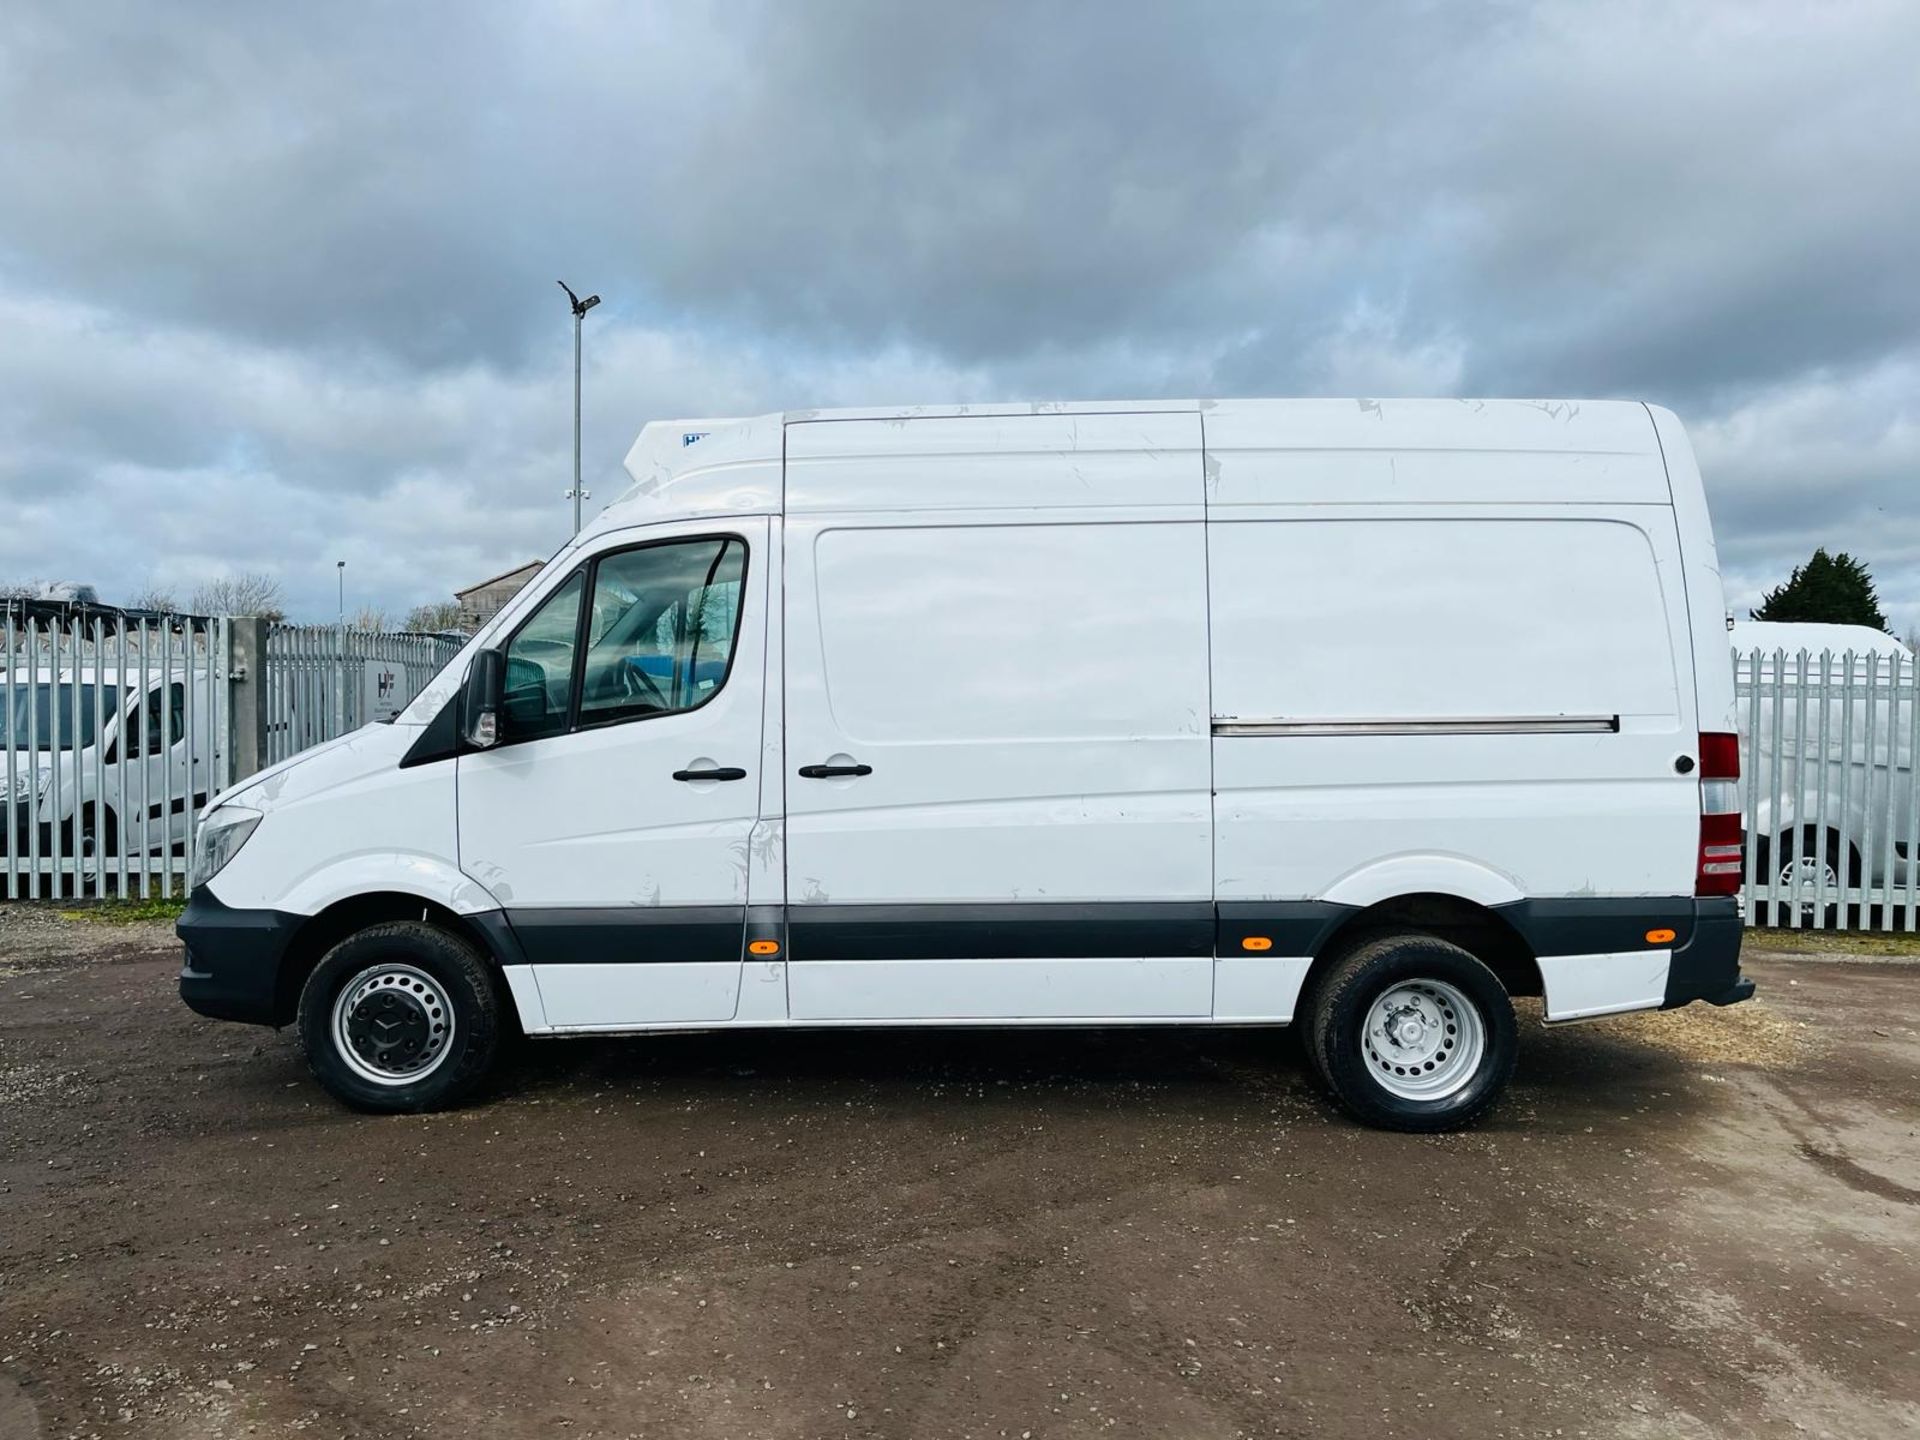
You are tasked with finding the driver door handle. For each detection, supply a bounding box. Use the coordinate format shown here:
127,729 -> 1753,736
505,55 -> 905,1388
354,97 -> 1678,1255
798,762 -> 873,779
672,766 -> 748,782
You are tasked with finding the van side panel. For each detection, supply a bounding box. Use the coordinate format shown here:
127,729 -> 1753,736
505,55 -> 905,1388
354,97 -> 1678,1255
781,411 -> 1216,1021
1206,510 -> 1698,903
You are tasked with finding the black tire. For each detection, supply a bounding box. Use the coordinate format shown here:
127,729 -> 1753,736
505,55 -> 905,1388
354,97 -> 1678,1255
297,921 -> 503,1113
1306,932 -> 1517,1132
1755,827 -> 1857,923
47,806 -> 117,894
65,805 -> 117,863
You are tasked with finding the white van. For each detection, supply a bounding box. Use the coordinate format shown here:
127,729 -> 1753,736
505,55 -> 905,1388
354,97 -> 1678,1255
6,664 -> 216,864
179,399 -> 1751,1131
1730,620 -> 1915,911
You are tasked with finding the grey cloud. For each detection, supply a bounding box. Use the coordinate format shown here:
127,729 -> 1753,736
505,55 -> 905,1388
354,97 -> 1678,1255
1,0 -> 1917,630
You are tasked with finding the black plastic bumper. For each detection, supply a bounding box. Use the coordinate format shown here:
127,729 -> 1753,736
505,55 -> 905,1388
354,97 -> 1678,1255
176,888 -> 302,1026
1660,897 -> 1752,1009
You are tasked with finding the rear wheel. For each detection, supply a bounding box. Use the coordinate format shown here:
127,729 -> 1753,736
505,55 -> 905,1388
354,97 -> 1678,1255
1306,933 -> 1517,1132
297,922 -> 502,1113
1757,827 -> 1857,922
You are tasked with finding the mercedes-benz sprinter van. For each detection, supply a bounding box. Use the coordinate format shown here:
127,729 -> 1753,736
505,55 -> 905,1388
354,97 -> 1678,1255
178,399 -> 1751,1131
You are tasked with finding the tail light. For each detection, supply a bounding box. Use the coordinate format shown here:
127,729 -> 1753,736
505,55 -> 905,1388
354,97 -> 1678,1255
1696,731 -> 1743,897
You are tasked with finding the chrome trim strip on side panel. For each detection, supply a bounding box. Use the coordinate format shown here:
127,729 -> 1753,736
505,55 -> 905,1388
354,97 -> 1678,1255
1211,715 -> 1620,737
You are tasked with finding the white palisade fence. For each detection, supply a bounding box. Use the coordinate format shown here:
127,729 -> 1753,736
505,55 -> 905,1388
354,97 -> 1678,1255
4,604 -> 461,899
262,626 -> 463,765
4,603 -> 227,898
1737,646 -> 1919,932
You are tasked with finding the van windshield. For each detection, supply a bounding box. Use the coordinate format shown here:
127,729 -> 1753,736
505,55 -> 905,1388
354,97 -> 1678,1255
2,683 -> 125,751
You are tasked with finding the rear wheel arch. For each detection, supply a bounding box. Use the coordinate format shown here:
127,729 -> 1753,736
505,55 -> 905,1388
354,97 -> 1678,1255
274,893 -> 511,1027
1757,825 -> 1861,883
1298,892 -> 1542,1018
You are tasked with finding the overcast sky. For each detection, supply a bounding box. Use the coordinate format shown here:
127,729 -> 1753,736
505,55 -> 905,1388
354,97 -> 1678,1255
3,1 -> 1917,632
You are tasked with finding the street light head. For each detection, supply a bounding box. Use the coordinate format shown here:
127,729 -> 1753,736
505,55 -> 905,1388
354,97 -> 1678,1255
582,295 -> 600,312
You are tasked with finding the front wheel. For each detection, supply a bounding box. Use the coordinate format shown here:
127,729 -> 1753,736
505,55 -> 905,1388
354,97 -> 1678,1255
297,922 -> 503,1113
1306,933 -> 1517,1132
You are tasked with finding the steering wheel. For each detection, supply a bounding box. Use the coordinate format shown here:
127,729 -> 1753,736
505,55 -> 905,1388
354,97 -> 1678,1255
614,658 -> 670,710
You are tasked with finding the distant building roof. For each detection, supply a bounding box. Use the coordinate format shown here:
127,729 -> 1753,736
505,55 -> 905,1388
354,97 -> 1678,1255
455,561 -> 544,602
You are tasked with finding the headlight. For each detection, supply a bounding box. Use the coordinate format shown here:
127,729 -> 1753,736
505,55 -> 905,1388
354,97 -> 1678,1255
9,770 -> 48,802
190,808 -> 263,889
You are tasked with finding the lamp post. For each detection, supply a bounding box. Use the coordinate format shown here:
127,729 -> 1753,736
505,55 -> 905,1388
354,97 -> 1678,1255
335,560 -> 346,737
558,281 -> 601,535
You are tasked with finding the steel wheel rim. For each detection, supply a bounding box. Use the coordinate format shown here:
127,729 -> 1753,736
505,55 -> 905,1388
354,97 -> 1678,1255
1363,978 -> 1485,1101
1780,855 -> 1838,914
331,963 -> 456,1086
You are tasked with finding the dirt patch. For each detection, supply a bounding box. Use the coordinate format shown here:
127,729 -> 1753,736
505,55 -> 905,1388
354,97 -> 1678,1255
1567,993 -> 1817,1068
2,921 -> 1917,1439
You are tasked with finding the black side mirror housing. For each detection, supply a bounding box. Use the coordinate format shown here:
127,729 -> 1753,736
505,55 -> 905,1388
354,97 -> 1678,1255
462,649 -> 505,748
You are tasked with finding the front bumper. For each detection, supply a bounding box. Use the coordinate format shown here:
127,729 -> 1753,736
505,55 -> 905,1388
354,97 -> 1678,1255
176,888 -> 302,1026
1660,897 -> 1752,1009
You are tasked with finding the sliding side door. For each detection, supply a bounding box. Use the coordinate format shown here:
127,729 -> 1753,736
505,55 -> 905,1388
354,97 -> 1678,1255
780,411 -> 1215,1021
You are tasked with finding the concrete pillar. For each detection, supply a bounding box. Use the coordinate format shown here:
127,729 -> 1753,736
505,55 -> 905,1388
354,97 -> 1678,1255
227,618 -> 271,785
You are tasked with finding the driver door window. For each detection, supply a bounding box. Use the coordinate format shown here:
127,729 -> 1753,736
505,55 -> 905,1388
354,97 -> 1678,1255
579,538 -> 746,727
496,536 -> 748,746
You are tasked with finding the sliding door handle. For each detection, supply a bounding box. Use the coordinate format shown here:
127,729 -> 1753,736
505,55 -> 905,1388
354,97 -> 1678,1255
672,766 -> 747,782
797,762 -> 872,779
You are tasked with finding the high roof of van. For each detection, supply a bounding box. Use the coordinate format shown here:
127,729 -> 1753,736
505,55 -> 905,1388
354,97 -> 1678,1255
599,397 -> 1675,534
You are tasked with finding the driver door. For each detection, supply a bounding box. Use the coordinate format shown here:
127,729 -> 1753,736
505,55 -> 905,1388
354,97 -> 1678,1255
457,518 -> 768,1028
111,681 -> 191,856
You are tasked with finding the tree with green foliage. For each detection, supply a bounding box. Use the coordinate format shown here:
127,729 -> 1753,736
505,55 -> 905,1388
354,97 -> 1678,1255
1750,548 -> 1889,632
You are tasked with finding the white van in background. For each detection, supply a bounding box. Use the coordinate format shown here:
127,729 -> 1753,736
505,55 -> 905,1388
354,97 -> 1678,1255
1731,620 -> 1915,910
5,665 -> 216,864
178,398 -> 1750,1131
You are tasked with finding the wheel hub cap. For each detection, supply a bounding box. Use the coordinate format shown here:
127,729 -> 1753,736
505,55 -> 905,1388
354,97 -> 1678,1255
330,964 -> 455,1086
350,992 -> 432,1066
1780,856 -> 1839,913
1363,979 -> 1486,1102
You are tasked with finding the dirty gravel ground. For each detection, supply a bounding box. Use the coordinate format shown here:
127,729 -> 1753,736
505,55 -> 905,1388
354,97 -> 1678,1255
1,909 -> 1915,1440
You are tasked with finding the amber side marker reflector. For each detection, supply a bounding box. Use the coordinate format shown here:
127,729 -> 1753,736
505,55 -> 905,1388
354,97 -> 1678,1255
1645,928 -> 1676,945
1241,936 -> 1274,952
748,940 -> 780,956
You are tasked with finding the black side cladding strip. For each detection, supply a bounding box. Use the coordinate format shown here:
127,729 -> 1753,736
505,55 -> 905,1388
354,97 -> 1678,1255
786,902 -> 1215,962
1493,897 -> 1699,956
1215,901 -> 1360,957
492,897 -> 1718,968
506,906 -> 746,966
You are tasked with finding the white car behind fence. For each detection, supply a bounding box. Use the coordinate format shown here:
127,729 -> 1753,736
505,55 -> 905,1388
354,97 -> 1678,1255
1733,621 -> 1918,931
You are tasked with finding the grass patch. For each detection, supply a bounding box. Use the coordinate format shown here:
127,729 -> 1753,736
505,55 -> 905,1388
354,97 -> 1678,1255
1746,926 -> 1920,958
55,896 -> 188,925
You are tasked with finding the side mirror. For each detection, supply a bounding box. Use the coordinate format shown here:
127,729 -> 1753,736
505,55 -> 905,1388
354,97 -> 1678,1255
462,649 -> 505,748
